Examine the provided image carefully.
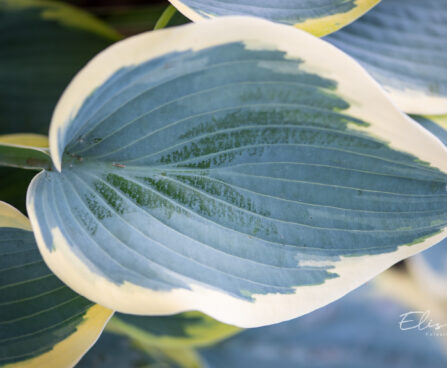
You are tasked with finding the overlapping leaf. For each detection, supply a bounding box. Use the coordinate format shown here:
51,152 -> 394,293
27,17 -> 447,327
0,201 -> 112,368
168,0 -> 380,36
325,0 -> 447,114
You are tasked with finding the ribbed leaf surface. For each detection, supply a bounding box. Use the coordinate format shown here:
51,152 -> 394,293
0,202 -> 112,368
27,17 -> 447,327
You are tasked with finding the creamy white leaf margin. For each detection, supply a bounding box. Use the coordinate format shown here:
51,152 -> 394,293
27,17 -> 447,328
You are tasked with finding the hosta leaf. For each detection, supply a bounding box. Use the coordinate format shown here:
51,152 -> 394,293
27,17 -> 447,327
168,0 -> 380,36
0,134 -> 51,170
199,281 -> 447,368
325,0 -> 447,115
107,311 -> 240,348
0,201 -> 113,367
0,0 -> 121,134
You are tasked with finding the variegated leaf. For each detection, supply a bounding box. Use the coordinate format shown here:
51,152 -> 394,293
0,201 -> 112,368
26,17 -> 447,327
168,0 -> 380,36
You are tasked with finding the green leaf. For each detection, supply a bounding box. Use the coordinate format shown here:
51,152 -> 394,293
168,0 -> 380,36
107,312 -> 240,348
0,135 -> 50,215
0,145 -> 50,171
0,134 -> 49,213
154,5 -> 180,30
0,201 -> 113,368
0,134 -> 51,170
199,280 -> 447,367
325,0 -> 447,115
27,17 -> 447,327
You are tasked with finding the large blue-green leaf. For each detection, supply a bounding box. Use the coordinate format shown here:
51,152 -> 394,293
325,0 -> 447,115
168,0 -> 380,36
0,201 -> 113,368
199,280 -> 447,368
27,17 -> 447,327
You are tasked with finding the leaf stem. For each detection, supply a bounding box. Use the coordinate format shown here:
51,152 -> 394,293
154,5 -> 177,30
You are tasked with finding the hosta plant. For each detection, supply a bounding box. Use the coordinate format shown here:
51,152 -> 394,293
1,0 -> 447,367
